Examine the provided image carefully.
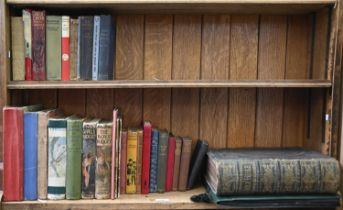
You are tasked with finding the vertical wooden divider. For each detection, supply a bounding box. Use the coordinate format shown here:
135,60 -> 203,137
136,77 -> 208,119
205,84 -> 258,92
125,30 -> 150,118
200,15 -> 230,149
115,15 -> 144,128
255,15 -> 287,148
171,15 -> 201,141
143,15 -> 173,130
228,15 -> 258,148
58,89 -> 86,116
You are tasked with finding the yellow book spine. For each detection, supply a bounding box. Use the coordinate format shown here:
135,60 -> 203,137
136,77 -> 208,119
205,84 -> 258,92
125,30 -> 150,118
126,129 -> 138,193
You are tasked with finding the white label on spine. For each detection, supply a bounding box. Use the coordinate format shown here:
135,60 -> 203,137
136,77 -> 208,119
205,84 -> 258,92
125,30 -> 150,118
62,16 -> 70,38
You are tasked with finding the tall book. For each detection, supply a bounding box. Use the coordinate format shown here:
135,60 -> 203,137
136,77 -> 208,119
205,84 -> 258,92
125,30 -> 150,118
69,18 -> 78,80
82,118 -> 100,199
141,121 -> 152,194
136,130 -> 143,193
31,10 -> 46,80
22,9 -> 32,80
149,128 -> 159,193
47,117 -> 67,200
66,116 -> 83,199
92,16 -> 100,80
98,15 -> 114,80
178,137 -> 192,191
95,121 -> 112,199
115,116 -> 123,198
172,137 -> 182,191
77,16 -> 93,80
157,131 -> 169,193
11,17 -> 25,80
126,129 -> 138,194
61,16 -> 70,81
187,140 -> 208,189
46,16 -> 62,80
165,136 -> 176,192
110,108 -> 118,199
120,130 -> 127,194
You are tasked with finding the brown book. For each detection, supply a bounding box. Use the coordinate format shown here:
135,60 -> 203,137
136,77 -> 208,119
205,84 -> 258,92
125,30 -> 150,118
136,130 -> 143,193
120,130 -> 127,194
31,10 -> 46,80
172,137 -> 182,191
178,137 -> 192,191
11,17 -> 25,81
70,18 -> 78,80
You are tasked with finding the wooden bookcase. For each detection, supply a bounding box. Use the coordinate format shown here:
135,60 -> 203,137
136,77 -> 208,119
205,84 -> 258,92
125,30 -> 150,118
1,0 -> 343,209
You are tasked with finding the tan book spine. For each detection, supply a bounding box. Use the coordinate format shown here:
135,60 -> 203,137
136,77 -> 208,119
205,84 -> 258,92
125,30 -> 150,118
172,137 -> 182,191
126,129 -> 138,194
11,17 -> 25,81
178,137 -> 192,191
136,130 -> 143,193
69,18 -> 78,80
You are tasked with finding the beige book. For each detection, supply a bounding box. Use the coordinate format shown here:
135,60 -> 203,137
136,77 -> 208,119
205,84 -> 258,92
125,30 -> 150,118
11,17 -> 25,80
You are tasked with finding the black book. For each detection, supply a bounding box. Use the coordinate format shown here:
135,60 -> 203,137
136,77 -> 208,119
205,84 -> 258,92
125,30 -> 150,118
187,139 -> 208,189
78,16 -> 93,80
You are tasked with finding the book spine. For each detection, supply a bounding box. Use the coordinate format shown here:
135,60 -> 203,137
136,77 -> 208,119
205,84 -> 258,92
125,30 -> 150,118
165,136 -> 176,192
76,17 -> 81,80
157,131 -> 169,193
111,110 -> 118,199
82,120 -> 98,199
79,16 -> 93,80
61,16 -> 70,81
92,16 -> 100,80
141,122 -> 152,194
66,118 -> 83,199
22,9 -> 32,80
46,16 -> 62,80
126,129 -> 138,194
172,137 -> 182,191
136,130 -> 143,193
24,112 -> 38,200
31,11 -> 46,80
178,137 -> 192,191
69,18 -> 78,80
115,117 -> 122,198
120,131 -> 127,194
95,122 -> 112,199
47,119 -> 67,200
98,15 -> 114,80
11,17 -> 25,80
149,129 -> 159,193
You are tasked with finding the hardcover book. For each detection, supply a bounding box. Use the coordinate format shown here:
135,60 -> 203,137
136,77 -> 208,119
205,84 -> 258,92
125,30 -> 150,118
46,16 -> 62,80
157,131 -> 169,193
92,16 -> 100,80
98,15 -> 114,80
61,16 -> 70,81
11,17 -> 25,80
31,10 -> 46,80
166,136 -> 176,192
69,18 -> 78,80
187,140 -> 208,189
141,121 -> 152,194
178,137 -> 192,191
172,137 -> 182,191
115,116 -> 122,198
149,128 -> 159,193
77,16 -> 93,80
120,130 -> 128,194
111,108 -> 118,199
22,9 -> 32,80
126,129 -> 138,194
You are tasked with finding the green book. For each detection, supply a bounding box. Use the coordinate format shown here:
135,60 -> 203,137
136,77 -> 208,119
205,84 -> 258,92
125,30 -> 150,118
66,115 -> 84,199
156,131 -> 169,193
46,16 -> 62,80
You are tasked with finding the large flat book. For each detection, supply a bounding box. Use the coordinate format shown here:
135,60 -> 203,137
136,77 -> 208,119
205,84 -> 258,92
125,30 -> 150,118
77,16 -> 93,80
149,128 -> 159,193
206,148 -> 341,195
11,17 -> 25,80
141,121 -> 152,194
126,129 -> 138,194
31,10 -> 46,80
157,131 -> 169,193
46,16 -> 62,80
22,9 -> 32,80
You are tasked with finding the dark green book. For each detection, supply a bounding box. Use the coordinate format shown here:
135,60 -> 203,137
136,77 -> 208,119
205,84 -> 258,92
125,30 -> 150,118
46,16 -> 62,80
66,115 -> 84,199
156,131 -> 169,193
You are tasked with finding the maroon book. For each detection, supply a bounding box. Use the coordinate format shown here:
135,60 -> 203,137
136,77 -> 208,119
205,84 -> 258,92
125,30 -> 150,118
141,121 -> 152,194
120,130 -> 127,194
31,11 -> 46,80
165,136 -> 176,192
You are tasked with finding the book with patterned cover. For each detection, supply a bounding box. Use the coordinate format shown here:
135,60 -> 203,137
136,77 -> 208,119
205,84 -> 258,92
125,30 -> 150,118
126,129 -> 138,194
31,10 -> 46,80
149,129 -> 159,193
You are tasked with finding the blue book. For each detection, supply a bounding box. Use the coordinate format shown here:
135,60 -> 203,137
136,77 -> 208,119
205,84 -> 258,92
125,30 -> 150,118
92,16 -> 100,80
24,112 -> 38,200
98,15 -> 114,80
149,128 -> 159,193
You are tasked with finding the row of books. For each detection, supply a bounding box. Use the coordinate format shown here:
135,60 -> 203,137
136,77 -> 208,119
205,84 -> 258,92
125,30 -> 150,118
2,105 -> 205,201
11,10 -> 114,81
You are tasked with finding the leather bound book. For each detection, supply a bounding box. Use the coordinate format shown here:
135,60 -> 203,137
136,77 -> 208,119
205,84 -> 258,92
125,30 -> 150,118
98,15 -> 114,80
120,130 -> 128,194
46,16 -> 62,80
61,16 -> 70,81
178,137 -> 192,191
141,121 -> 152,194
66,116 -> 84,199
136,130 -> 143,193
149,129 -> 159,193
69,18 -> 78,80
172,137 -> 182,191
22,9 -> 32,80
111,108 -> 118,199
11,17 -> 25,80
78,16 -> 93,80
115,115 -> 122,198
31,10 -> 46,80
157,131 -> 169,193
165,136 -> 176,192
187,140 -> 208,189
126,129 -> 138,194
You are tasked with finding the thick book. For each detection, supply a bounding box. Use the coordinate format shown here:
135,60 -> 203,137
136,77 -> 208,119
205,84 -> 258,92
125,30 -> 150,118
111,108 -> 118,199
126,129 -> 138,194
82,118 -> 100,199
92,16 -> 100,80
178,137 -> 192,191
46,16 -> 62,80
69,18 -> 78,80
149,128 -> 159,193
172,137 -> 182,191
77,16 -> 93,80
136,130 -> 143,193
47,117 -> 67,200
187,140 -> 209,189
66,116 -> 83,199
115,116 -> 122,198
11,17 -> 25,80
98,15 -> 114,80
31,10 -> 46,80
120,130 -> 128,194
22,9 -> 32,80
95,121 -> 112,199
24,111 -> 39,200
166,136 -> 176,192
141,121 -> 152,194
61,16 -> 70,81
206,148 -> 341,195
157,131 -> 169,193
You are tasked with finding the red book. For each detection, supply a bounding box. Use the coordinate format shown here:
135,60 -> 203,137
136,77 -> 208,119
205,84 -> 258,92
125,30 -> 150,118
111,108 -> 118,199
3,107 -> 24,201
22,9 -> 32,80
165,136 -> 176,192
61,16 -> 70,81
31,10 -> 46,80
120,130 -> 127,194
141,121 -> 152,194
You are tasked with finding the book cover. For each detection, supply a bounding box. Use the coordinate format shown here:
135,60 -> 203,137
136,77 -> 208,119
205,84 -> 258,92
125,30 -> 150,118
82,118 -> 100,199
66,116 -> 83,199
61,16 -> 70,81
136,130 -> 143,193
47,118 -> 67,200
11,17 -> 25,81
31,10 -> 46,80
172,137 -> 182,191
165,136 -> 176,192
115,116 -> 122,198
69,18 -> 78,80
95,121 -> 112,199
120,130 -> 127,194
149,128 -> 159,193
141,121 -> 152,194
98,15 -> 114,80
22,9 -> 32,80
78,16 -> 93,80
111,108 -> 118,199
126,129 -> 138,194
178,137 -> 192,191
46,16 -> 62,80
157,131 -> 169,193
92,16 -> 100,80
187,140 -> 208,189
